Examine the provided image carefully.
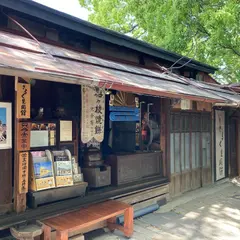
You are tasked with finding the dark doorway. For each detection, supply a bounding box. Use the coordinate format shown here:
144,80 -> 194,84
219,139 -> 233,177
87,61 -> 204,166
229,118 -> 238,177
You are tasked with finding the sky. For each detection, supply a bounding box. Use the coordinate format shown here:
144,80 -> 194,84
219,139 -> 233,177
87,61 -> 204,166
0,108 -> 6,124
33,0 -> 89,20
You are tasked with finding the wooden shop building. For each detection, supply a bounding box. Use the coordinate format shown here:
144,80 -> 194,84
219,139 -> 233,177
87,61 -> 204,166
0,0 -> 240,231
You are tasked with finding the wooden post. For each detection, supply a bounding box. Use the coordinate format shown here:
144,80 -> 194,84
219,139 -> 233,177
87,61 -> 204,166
123,206 -> 134,238
56,231 -> 68,240
160,98 -> 171,180
14,76 -> 26,213
41,225 -> 51,240
0,76 -> 3,100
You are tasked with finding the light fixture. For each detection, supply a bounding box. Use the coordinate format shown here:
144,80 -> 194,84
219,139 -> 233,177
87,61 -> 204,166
105,89 -> 112,95
30,79 -> 37,86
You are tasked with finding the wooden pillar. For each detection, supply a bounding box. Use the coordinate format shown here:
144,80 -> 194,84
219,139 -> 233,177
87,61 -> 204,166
14,76 -> 27,213
160,98 -> 171,180
0,76 -> 3,100
237,119 -> 240,176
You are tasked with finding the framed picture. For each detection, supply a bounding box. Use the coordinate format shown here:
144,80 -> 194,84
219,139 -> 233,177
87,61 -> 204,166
0,102 -> 12,149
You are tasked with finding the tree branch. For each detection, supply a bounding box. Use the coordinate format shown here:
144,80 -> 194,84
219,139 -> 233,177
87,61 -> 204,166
121,24 -> 138,34
219,43 -> 240,57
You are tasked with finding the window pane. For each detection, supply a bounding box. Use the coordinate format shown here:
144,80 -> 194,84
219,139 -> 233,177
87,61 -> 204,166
174,133 -> 180,173
170,133 -> 175,173
192,132 -> 196,169
196,132 -> 200,168
185,133 -> 190,169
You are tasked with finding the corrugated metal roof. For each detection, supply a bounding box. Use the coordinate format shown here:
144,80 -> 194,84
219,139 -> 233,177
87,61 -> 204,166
0,31 -> 227,103
0,0 -> 217,73
0,31 -> 187,84
192,81 -> 240,103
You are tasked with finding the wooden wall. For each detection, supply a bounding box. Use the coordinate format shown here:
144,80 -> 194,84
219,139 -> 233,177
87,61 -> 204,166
169,111 -> 212,197
0,150 -> 12,213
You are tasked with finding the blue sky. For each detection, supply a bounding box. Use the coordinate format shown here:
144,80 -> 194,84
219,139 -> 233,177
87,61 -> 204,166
0,108 -> 6,124
33,0 -> 89,20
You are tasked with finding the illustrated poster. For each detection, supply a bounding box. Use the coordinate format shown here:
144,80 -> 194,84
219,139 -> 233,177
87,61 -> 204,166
0,103 -> 12,149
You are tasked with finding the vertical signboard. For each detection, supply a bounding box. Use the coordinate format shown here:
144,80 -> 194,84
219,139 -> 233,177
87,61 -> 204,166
19,152 -> 29,194
17,122 -> 30,151
17,83 -> 31,119
215,110 -> 225,181
81,86 -> 105,143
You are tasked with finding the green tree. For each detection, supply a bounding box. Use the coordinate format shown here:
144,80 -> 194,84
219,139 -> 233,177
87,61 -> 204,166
79,0 -> 240,83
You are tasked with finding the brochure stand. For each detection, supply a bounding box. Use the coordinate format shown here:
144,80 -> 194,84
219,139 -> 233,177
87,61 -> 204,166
27,149 -> 88,209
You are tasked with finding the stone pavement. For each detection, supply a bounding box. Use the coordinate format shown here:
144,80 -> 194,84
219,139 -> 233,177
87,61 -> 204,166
85,181 -> 240,240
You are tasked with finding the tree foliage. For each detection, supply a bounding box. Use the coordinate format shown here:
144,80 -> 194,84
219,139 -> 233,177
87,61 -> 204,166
79,0 -> 240,83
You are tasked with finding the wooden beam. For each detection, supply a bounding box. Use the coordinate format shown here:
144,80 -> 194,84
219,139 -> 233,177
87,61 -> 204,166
13,76 -> 26,213
237,119 -> 240,176
0,76 -> 3,100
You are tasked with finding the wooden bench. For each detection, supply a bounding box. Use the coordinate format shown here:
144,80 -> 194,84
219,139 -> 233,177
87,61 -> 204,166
41,200 -> 134,240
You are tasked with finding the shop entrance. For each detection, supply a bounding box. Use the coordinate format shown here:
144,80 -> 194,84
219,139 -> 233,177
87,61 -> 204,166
229,117 -> 238,178
170,112 -> 212,196
14,79 -> 167,211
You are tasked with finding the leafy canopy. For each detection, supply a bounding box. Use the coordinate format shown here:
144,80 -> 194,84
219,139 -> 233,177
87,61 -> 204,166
79,0 -> 240,83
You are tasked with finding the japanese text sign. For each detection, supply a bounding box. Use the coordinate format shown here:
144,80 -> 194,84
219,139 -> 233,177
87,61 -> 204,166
17,122 -> 30,151
215,110 -> 225,181
17,83 -> 30,119
19,152 -> 29,194
81,86 -> 105,143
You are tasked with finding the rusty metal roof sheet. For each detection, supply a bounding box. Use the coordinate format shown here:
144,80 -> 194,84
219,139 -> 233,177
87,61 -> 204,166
0,31 -> 227,103
0,31 -> 188,84
192,81 -> 240,103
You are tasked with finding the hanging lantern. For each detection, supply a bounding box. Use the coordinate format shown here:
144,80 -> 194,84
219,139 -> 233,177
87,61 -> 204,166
135,97 -> 139,108
109,94 -> 114,106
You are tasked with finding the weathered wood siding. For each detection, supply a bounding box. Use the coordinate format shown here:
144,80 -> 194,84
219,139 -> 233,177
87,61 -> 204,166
170,111 -> 212,197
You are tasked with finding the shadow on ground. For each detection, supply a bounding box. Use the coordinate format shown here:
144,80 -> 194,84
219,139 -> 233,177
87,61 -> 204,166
85,182 -> 240,240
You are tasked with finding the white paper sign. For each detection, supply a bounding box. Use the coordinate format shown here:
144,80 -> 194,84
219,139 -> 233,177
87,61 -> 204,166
215,110 -> 225,181
180,99 -> 191,110
30,131 -> 49,147
81,86 -> 105,143
60,121 -> 72,142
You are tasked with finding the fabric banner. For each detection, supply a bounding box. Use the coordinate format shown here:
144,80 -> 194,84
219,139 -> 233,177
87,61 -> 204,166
215,110 -> 225,181
81,86 -> 105,143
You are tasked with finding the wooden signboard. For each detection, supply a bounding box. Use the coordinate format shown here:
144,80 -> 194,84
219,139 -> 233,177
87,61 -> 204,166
17,122 -> 30,151
197,101 -> 212,112
18,152 -> 29,194
17,83 -> 31,119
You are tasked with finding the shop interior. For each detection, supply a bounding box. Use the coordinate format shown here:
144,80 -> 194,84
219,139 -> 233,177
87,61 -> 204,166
1,77 -> 167,210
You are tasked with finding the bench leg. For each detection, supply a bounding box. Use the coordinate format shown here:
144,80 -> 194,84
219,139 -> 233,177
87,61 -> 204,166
56,230 -> 68,240
124,207 -> 134,238
41,225 -> 51,240
107,216 -> 117,232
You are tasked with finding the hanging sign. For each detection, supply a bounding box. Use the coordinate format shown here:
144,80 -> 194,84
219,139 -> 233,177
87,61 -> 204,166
17,122 -> 30,151
81,86 -> 105,143
19,152 -> 29,194
180,99 -> 191,110
215,110 -> 225,181
17,83 -> 31,119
